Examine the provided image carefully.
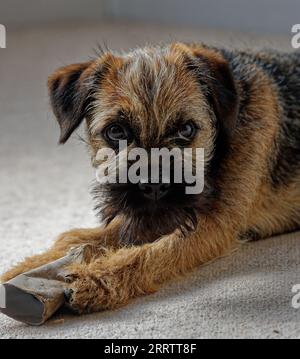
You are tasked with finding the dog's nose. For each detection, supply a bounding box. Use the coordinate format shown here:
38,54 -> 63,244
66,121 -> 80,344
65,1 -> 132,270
138,182 -> 172,201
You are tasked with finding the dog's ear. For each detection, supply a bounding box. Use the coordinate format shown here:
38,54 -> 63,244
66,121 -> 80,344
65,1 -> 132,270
180,44 -> 239,135
48,61 -> 96,144
202,49 -> 239,136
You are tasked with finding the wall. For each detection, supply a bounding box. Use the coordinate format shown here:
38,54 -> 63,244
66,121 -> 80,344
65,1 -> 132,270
0,0 -> 299,34
0,0 -> 105,27
104,0 -> 300,34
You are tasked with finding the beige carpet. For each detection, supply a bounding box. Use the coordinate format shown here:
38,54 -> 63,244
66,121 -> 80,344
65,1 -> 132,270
0,21 -> 299,339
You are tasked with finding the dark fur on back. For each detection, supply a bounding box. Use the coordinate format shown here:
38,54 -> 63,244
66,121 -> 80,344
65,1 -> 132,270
221,49 -> 300,188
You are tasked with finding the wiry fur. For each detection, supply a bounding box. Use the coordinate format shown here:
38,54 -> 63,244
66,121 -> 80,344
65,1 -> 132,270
2,43 -> 300,315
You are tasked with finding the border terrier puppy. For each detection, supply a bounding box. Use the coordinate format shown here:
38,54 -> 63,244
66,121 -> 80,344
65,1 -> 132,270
2,43 -> 300,314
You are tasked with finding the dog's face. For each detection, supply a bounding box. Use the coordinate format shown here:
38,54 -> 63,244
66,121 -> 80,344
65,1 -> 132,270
48,43 -> 238,243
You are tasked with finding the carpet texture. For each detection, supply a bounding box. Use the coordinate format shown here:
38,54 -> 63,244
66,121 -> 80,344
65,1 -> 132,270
0,21 -> 299,339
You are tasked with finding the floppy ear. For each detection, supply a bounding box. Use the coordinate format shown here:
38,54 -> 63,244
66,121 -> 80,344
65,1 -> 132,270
187,45 -> 239,135
203,50 -> 239,135
48,61 -> 95,144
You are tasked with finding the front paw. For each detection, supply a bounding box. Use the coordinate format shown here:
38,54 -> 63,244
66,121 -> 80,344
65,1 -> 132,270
64,273 -> 118,314
63,251 -> 153,314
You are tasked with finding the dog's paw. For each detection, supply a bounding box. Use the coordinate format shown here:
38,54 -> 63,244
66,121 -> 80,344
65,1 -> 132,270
63,253 -> 146,314
64,276 -> 110,314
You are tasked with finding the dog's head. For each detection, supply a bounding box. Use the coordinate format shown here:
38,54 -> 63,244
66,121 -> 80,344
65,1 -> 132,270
48,43 -> 239,243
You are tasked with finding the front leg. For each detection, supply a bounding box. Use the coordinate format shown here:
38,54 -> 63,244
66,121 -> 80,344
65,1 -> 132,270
65,217 -> 239,313
1,218 -> 123,282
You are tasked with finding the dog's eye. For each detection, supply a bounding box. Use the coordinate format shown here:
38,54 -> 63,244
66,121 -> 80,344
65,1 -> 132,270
104,123 -> 131,143
178,121 -> 197,140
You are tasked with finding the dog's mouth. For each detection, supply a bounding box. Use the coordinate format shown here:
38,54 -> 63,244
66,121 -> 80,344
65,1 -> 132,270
92,181 -> 215,244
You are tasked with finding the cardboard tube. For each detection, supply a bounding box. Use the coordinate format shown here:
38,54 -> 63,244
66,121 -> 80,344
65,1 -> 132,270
0,245 -> 93,326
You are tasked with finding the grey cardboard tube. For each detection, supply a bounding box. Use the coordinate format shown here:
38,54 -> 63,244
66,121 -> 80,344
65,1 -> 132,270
0,245 -> 92,326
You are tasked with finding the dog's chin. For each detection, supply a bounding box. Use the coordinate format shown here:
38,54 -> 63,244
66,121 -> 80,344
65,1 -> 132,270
119,204 -> 200,244
92,182 -> 214,244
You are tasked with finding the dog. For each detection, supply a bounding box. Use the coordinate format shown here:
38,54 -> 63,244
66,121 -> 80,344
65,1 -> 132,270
1,43 -> 300,314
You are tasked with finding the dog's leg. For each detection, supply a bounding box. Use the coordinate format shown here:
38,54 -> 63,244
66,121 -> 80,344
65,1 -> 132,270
63,216 -> 239,314
1,219 -> 123,282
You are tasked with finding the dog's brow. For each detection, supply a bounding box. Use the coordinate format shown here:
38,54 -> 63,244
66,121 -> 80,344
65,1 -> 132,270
91,109 -> 142,142
90,108 -> 118,135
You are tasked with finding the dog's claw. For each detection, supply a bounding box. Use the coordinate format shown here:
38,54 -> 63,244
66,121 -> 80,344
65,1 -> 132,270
64,288 -> 83,314
64,288 -> 74,301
